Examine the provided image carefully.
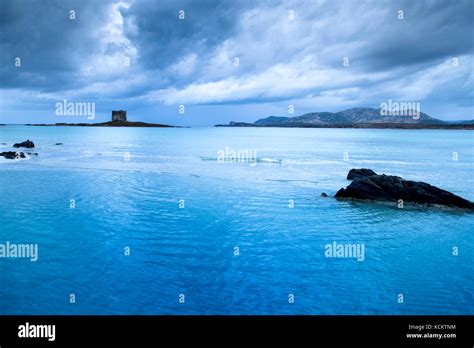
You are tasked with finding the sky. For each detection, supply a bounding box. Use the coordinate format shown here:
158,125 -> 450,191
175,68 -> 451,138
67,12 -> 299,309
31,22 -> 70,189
0,0 -> 473,126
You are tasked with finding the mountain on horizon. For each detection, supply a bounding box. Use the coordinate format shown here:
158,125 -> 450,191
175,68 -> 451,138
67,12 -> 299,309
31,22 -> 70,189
253,107 -> 444,127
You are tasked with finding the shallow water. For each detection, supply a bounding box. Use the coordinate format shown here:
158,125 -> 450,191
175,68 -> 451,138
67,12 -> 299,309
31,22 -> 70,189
0,126 -> 473,314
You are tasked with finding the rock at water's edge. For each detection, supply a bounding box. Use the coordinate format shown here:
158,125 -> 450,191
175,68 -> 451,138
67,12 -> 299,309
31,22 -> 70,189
0,151 -> 26,159
347,168 -> 377,180
335,169 -> 474,210
13,140 -> 35,148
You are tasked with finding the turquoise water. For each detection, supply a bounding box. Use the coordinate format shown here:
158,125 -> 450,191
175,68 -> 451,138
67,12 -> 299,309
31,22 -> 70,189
0,126 -> 473,314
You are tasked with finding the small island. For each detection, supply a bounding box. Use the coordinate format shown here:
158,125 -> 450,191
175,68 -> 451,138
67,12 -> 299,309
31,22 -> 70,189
215,107 -> 474,130
27,110 -> 175,128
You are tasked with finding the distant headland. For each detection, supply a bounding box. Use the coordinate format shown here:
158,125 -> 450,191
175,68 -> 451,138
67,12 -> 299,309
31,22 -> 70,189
215,107 -> 474,130
26,110 -> 175,128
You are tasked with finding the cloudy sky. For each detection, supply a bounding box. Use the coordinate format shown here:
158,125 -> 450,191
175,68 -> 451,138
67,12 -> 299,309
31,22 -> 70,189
1,0 -> 473,125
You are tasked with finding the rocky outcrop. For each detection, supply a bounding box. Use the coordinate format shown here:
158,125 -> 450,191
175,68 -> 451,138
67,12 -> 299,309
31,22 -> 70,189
346,168 -> 377,180
13,140 -> 35,148
0,151 -> 26,159
335,169 -> 474,210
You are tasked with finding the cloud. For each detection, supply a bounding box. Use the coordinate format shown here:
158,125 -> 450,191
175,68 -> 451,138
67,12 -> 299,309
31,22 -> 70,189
0,0 -> 473,124
79,1 -> 138,79
141,0 -> 473,110
145,56 -> 388,105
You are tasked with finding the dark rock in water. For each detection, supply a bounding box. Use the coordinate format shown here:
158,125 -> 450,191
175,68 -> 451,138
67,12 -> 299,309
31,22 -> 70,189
336,169 -> 474,210
55,143 -> 63,145
321,192 -> 328,197
26,152 -> 38,156
0,151 -> 26,159
13,140 -> 35,148
347,168 -> 377,180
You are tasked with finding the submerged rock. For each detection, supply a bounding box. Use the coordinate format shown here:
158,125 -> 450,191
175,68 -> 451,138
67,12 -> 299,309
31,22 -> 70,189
13,140 -> 35,148
321,192 -> 328,197
55,143 -> 63,145
0,151 -> 26,159
335,169 -> 474,210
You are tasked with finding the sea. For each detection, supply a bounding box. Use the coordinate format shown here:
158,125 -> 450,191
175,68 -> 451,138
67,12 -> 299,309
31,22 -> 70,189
0,125 -> 473,314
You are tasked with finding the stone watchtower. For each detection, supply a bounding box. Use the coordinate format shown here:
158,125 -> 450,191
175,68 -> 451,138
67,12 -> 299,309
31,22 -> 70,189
112,110 -> 127,122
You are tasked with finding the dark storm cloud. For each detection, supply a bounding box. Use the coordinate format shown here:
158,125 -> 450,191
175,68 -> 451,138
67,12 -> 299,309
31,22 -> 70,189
0,0 -> 116,90
122,0 -> 250,71
356,0 -> 474,71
